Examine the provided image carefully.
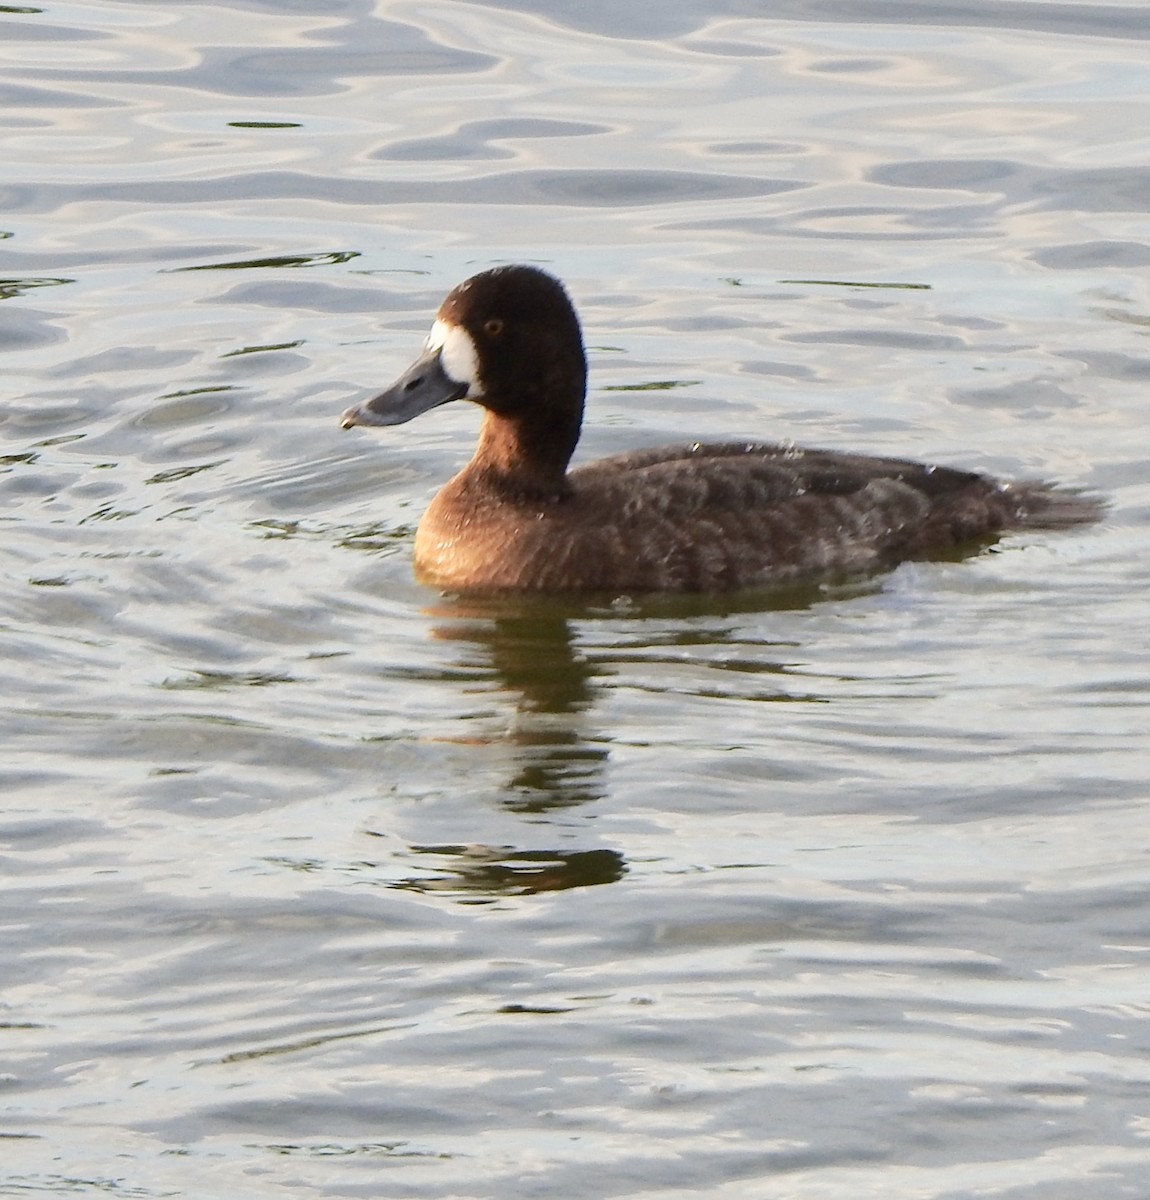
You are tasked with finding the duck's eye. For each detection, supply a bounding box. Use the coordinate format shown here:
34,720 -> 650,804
483,318 -> 504,337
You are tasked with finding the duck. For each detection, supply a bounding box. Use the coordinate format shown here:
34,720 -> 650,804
340,264 -> 1100,594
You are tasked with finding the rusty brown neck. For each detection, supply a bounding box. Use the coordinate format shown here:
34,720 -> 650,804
465,404 -> 581,502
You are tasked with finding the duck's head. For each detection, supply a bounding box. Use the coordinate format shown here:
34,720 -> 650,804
340,265 -> 588,438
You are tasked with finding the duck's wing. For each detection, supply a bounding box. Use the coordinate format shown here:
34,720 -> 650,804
557,441 -> 1101,592
570,441 -> 983,510
572,441 -> 1100,528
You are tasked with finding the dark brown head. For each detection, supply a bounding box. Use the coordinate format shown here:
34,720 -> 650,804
341,265 -> 588,473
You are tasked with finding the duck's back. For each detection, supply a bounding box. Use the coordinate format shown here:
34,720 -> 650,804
413,441 -> 1099,594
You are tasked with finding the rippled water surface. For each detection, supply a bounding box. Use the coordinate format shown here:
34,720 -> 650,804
3,1 -> 1150,1196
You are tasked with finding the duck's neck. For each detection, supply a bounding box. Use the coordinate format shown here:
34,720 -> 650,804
467,404 -> 582,501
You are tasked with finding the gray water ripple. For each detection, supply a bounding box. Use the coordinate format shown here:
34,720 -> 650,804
0,168 -> 802,216
483,0 -> 1150,41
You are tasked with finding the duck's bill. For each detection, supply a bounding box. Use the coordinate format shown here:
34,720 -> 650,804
341,347 -> 469,430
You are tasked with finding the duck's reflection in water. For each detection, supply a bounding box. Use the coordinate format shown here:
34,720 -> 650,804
402,585 -> 846,898
426,598 -> 610,812
388,842 -> 626,898
377,597 -> 622,898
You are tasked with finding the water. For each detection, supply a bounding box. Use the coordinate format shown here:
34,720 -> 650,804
3,1 -> 1149,1196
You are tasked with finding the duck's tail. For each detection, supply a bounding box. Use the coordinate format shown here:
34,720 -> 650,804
1004,481 -> 1106,530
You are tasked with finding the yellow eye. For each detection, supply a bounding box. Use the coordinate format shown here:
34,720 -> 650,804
484,318 -> 504,336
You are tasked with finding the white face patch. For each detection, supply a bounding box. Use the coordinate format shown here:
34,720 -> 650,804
427,319 -> 482,397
